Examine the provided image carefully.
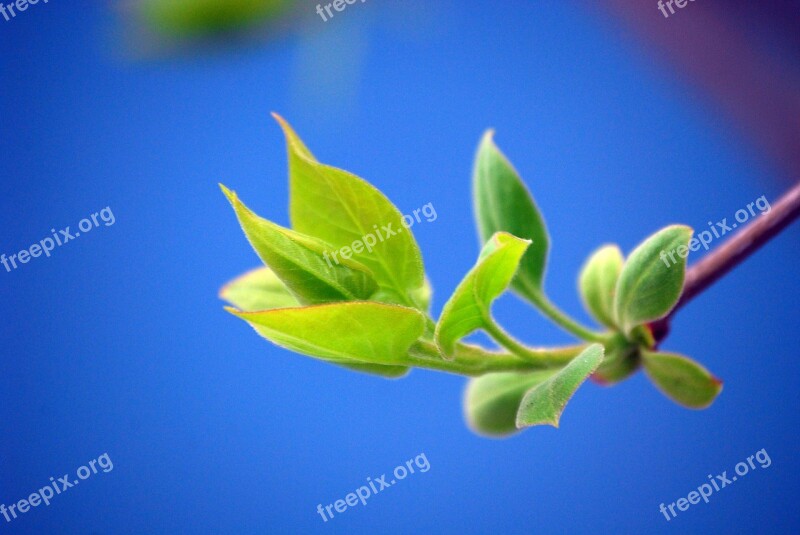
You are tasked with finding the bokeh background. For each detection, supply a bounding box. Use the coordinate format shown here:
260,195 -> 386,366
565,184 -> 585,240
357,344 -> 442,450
1,1 -> 798,533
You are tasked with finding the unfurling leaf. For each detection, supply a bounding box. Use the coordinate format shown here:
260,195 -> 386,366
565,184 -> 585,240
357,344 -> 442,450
579,245 -> 623,329
642,350 -> 722,409
273,114 -> 425,306
516,344 -> 604,428
228,302 -> 425,365
221,184 -> 378,305
435,232 -> 530,358
614,225 -> 693,334
464,370 -> 554,437
219,267 -> 299,311
473,131 -> 549,301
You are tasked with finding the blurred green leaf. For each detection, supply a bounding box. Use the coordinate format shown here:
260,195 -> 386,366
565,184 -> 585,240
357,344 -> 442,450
516,344 -> 604,428
642,350 -> 722,409
222,184 -> 378,305
219,266 -> 298,311
435,232 -> 530,357
473,131 -> 549,301
228,302 -> 426,365
137,0 -> 292,39
274,115 -> 425,307
614,225 -> 692,334
579,244 -> 623,329
464,370 -> 554,437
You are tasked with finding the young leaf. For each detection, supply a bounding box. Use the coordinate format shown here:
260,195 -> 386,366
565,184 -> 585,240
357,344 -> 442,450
221,184 -> 378,305
221,275 -> 409,378
614,225 -> 693,334
228,302 -> 425,368
516,344 -> 604,428
434,232 -> 531,357
579,245 -> 623,329
473,131 -> 549,301
273,115 -> 425,306
219,267 -> 299,311
464,370 -> 555,437
641,350 -> 722,409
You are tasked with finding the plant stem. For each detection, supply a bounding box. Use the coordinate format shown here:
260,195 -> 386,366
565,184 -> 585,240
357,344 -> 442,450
651,181 -> 800,342
527,291 -> 609,343
483,317 -> 587,366
406,340 -> 580,376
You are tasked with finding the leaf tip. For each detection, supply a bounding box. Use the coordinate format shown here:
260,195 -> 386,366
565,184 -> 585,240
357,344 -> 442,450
667,224 -> 694,242
218,282 -> 233,302
271,111 -> 288,129
218,182 -> 232,195
480,128 -> 496,145
219,183 -> 239,207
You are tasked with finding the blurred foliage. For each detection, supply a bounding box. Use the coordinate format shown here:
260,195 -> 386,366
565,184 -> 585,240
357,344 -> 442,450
136,0 -> 294,39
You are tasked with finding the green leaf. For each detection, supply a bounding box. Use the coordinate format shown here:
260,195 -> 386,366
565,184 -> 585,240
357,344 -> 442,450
642,350 -> 723,409
579,245 -> 623,329
219,267 -> 299,311
614,225 -> 693,334
434,232 -> 530,357
221,184 -> 378,305
221,273 -> 409,378
227,302 -> 426,366
274,115 -> 425,306
473,131 -> 549,301
464,370 -> 554,437
516,344 -> 604,428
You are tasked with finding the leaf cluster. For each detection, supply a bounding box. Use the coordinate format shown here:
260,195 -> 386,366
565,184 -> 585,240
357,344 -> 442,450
221,116 -> 722,437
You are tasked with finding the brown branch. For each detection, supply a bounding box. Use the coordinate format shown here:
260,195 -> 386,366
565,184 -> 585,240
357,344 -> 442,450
651,181 -> 800,343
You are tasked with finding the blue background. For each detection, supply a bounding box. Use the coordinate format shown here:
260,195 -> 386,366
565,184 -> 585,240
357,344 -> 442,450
1,2 -> 798,533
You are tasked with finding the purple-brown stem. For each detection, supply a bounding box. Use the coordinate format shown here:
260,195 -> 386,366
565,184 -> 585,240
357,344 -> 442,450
651,181 -> 800,344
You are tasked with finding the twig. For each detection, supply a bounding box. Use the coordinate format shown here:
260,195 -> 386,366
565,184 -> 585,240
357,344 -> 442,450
651,181 -> 800,343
